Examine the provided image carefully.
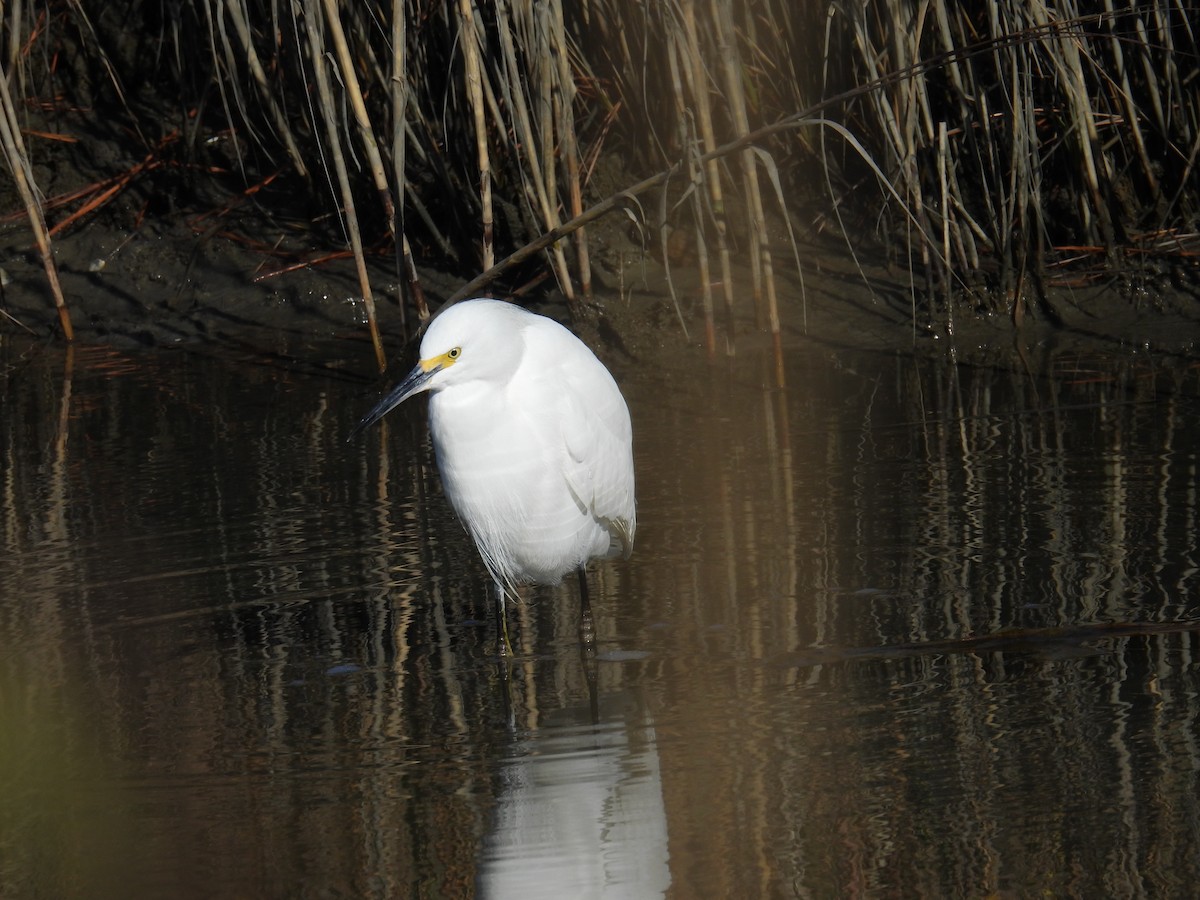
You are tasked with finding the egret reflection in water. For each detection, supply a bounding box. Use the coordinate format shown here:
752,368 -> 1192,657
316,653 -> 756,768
478,702 -> 669,899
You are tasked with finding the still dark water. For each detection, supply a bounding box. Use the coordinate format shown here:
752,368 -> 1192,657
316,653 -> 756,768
3,328 -> 1200,898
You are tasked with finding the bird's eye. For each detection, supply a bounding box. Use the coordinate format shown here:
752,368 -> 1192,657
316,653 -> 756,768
447,347 -> 461,360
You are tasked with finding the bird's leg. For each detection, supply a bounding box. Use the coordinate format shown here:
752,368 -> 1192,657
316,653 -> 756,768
577,567 -> 599,723
496,649 -> 516,732
494,579 -> 513,657
577,565 -> 596,653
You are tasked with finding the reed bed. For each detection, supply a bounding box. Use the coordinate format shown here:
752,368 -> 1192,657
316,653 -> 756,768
1,1 -> 1197,356
828,2 -> 1200,328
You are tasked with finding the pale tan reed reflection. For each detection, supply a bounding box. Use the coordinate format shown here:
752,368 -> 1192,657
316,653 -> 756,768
617,346 -> 1200,895
4,341 -> 1200,896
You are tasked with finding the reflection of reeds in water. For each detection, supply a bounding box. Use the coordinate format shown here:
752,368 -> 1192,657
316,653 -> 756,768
625,348 -> 1200,893
3,342 -> 1200,892
0,346 -> 494,892
3,3 -> 1196,352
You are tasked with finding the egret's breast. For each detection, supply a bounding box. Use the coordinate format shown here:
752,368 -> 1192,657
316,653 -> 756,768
427,386 -> 607,584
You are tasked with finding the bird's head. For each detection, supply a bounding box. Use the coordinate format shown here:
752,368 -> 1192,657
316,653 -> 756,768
351,298 -> 525,435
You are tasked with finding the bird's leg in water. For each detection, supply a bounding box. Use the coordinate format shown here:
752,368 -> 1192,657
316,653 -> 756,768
494,580 -> 513,656
577,565 -> 596,652
577,567 -> 599,722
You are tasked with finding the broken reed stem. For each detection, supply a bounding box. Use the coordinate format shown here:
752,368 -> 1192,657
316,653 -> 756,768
0,62 -> 73,340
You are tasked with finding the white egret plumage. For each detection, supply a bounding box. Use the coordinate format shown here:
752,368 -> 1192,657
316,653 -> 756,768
354,298 -> 635,653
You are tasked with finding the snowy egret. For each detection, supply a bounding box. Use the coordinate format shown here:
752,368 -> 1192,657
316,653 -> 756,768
354,298 -> 636,654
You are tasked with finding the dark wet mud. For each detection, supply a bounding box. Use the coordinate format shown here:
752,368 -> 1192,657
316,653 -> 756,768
5,196 -> 1200,384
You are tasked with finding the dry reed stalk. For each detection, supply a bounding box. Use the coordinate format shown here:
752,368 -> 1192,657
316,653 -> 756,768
7,0 -> 1200,342
4,0 -> 24,93
1006,34 -> 1040,322
318,0 -> 391,356
847,1 -> 940,293
894,1 -> 942,292
549,0 -> 591,309
652,32 -> 691,338
1132,7 -> 1170,138
0,62 -> 73,340
456,0 -> 494,271
679,0 -> 731,353
533,2 -> 578,303
202,0 -> 253,174
302,0 -> 385,372
493,2 -> 574,307
318,0 -> 393,219
1100,0 -> 1157,199
1037,2 -> 1115,252
665,28 -> 712,350
686,180 -> 715,351
218,0 -> 308,177
712,0 -> 784,381
390,0 -> 428,327
938,121 -> 952,330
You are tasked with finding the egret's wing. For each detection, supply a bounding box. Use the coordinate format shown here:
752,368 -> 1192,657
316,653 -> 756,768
517,316 -> 635,557
557,348 -> 636,557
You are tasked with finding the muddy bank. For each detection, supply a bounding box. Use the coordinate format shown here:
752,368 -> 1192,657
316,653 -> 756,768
3,200 -> 1200,380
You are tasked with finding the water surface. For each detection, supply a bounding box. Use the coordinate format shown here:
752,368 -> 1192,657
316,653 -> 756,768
2,331 -> 1199,897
